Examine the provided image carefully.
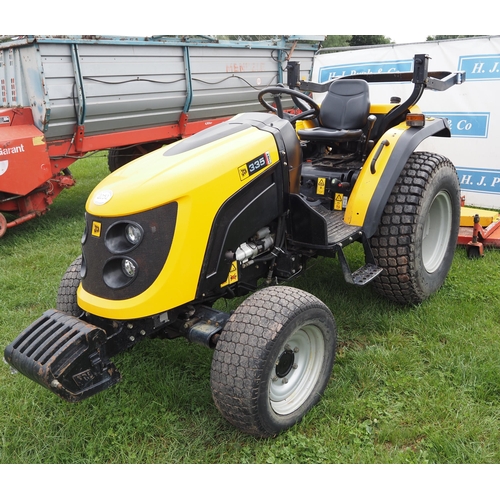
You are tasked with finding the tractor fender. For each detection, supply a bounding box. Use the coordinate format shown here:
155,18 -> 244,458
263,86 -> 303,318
344,117 -> 451,238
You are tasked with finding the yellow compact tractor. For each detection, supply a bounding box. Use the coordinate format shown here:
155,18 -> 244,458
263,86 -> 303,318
5,54 -> 465,437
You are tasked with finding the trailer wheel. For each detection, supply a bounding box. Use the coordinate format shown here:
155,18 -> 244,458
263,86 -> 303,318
0,213 -> 7,238
211,286 -> 336,438
56,255 -> 83,317
108,142 -> 172,172
370,152 -> 461,305
108,147 -> 143,172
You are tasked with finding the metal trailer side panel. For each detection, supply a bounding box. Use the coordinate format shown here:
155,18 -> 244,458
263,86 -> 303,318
187,47 -> 316,122
2,38 -> 319,142
187,46 -> 281,122
41,42 -> 188,140
38,43 -> 80,139
75,44 -> 311,136
1,44 -> 49,131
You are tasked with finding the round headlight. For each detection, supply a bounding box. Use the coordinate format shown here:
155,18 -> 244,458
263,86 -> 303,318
122,258 -> 138,278
125,223 -> 142,245
103,257 -> 139,288
105,221 -> 144,254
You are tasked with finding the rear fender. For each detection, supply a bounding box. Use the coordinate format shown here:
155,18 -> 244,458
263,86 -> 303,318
344,117 -> 451,237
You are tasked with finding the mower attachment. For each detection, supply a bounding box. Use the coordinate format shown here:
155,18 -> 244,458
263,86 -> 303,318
4,309 -> 120,402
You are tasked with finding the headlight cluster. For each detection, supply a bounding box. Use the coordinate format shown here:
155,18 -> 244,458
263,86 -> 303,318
81,202 -> 177,300
101,222 -> 144,289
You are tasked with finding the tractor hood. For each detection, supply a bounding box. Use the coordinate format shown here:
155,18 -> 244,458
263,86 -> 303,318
87,118 -> 277,218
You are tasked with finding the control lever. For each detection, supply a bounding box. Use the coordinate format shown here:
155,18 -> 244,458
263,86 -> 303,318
362,115 -> 377,161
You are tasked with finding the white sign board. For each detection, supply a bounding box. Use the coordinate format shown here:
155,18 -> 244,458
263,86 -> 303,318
311,37 -> 500,209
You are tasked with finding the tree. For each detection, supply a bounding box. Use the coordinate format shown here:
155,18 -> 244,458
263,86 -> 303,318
217,35 -> 278,41
215,35 -> 395,47
321,35 -> 352,48
349,35 -> 393,46
426,35 -> 481,41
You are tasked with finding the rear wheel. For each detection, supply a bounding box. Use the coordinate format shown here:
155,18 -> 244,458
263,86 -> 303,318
370,152 -> 461,305
56,256 -> 83,317
211,286 -> 336,437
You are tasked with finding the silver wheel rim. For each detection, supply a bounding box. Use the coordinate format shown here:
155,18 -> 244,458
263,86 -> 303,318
422,190 -> 452,273
269,324 -> 325,415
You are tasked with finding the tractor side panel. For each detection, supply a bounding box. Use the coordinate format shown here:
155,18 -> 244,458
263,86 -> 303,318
198,167 -> 281,295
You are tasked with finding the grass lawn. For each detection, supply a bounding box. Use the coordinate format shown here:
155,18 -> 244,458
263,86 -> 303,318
1,153 -> 500,465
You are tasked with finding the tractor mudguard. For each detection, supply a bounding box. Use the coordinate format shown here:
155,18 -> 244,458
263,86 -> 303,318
345,117 -> 451,237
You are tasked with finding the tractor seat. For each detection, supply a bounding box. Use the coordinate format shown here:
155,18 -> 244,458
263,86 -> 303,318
298,79 -> 370,143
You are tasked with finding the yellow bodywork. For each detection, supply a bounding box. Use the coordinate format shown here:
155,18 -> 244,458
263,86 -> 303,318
344,124 -> 406,226
344,104 -> 422,227
78,125 -> 279,319
460,206 -> 500,227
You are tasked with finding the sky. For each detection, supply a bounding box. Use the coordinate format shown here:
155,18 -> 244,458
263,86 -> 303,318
4,0 -> 492,42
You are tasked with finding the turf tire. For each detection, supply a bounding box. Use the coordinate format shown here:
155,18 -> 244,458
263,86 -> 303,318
56,255 -> 83,317
211,286 -> 337,438
370,152 -> 461,305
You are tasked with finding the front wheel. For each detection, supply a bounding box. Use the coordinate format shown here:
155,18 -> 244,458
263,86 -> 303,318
56,255 -> 83,317
211,286 -> 337,438
370,152 -> 461,305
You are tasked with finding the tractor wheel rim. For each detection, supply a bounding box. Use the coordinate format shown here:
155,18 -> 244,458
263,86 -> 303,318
269,324 -> 325,415
422,190 -> 452,274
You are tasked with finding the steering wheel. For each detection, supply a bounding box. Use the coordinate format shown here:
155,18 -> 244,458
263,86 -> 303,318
258,86 -> 320,125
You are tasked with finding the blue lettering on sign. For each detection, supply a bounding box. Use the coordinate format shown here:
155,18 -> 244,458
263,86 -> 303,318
458,54 -> 500,80
318,59 -> 413,83
456,167 -> 500,194
425,112 -> 490,138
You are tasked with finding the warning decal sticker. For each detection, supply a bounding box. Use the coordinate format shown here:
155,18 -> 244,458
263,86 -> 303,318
220,261 -> 239,287
334,193 -> 344,211
317,177 -> 326,195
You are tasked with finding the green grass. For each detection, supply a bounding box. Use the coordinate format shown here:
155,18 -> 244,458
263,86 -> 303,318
1,154 -> 500,464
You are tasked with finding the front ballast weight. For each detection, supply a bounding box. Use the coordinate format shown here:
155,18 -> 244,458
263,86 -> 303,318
4,303 -> 232,403
4,309 -> 120,402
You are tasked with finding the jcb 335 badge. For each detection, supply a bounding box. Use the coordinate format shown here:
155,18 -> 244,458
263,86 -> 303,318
238,152 -> 271,181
